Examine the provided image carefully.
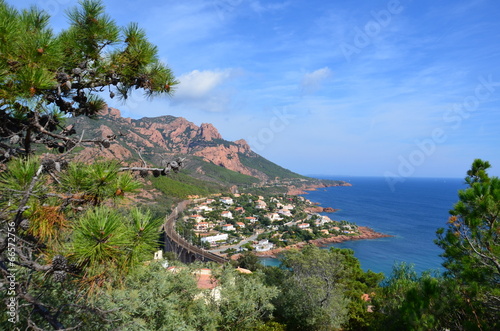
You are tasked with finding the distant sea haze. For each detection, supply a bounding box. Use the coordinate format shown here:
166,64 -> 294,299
262,176 -> 466,276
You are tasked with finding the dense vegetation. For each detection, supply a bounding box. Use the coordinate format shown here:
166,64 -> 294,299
1,1 -> 498,330
151,169 -> 226,199
188,156 -> 261,186
238,153 -> 307,180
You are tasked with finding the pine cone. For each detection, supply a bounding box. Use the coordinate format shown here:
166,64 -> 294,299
53,270 -> 67,283
20,219 -> 30,230
71,68 -> 82,76
52,255 -> 68,271
41,158 -> 56,171
9,135 -> 20,145
65,140 -> 76,150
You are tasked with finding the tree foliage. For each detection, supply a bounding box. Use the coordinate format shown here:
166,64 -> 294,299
268,245 -> 381,331
374,160 -> 500,331
96,262 -> 279,331
372,263 -> 462,331
435,158 -> 500,329
0,0 -> 177,159
0,1 -> 177,328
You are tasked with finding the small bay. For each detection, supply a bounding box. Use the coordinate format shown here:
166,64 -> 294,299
261,176 -> 466,276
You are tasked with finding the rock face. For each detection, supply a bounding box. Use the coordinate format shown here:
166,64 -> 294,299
197,123 -> 222,141
71,106 -> 271,180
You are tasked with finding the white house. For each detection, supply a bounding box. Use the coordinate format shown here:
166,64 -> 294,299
192,205 -> 213,213
220,197 -> 234,205
253,239 -> 274,252
245,216 -> 258,223
267,213 -> 283,221
297,223 -> 310,229
201,233 -> 229,243
189,215 -> 205,223
222,224 -> 235,231
320,215 -> 332,223
255,200 -> 267,209
278,209 -> 293,217
221,211 -> 233,219
235,222 -> 245,228
315,216 -> 332,226
199,204 -> 213,212
194,222 -> 211,231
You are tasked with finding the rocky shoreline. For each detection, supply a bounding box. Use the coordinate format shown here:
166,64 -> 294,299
287,181 -> 352,195
254,226 -> 392,258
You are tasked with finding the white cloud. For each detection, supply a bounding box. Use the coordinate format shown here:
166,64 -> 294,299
167,68 -> 243,113
300,67 -> 333,94
175,69 -> 237,100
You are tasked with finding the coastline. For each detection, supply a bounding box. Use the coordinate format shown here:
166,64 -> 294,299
249,181 -> 392,259
287,181 -> 352,195
254,226 -> 392,258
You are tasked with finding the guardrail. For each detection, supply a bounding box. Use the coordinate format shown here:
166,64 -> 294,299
163,200 -> 228,264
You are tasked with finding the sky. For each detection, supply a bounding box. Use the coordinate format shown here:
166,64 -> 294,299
10,0 -> 500,179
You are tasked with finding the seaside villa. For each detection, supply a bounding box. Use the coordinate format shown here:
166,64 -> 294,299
253,239 -> 274,252
201,233 -> 229,244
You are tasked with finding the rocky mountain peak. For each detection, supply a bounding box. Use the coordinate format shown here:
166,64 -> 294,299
69,107 -> 303,183
234,139 -> 251,153
197,123 -> 222,141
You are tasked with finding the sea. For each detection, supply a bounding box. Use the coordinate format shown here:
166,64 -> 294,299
259,176 -> 467,277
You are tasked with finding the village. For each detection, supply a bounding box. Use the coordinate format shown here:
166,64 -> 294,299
176,193 -> 359,256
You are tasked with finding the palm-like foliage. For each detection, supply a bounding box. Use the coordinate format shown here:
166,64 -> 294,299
27,204 -> 68,244
112,169 -> 142,198
59,160 -> 141,205
124,208 -> 163,268
0,157 -> 46,209
71,206 -> 129,271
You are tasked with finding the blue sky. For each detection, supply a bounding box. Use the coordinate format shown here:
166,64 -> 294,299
11,0 -> 500,178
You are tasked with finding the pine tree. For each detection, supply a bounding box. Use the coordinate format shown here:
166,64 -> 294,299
435,159 -> 500,330
0,0 -> 178,328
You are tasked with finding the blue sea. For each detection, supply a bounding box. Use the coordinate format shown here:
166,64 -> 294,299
260,176 -> 467,277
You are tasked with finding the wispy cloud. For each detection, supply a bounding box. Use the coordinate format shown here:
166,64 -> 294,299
300,67 -> 333,95
169,68 -> 242,112
249,1 -> 291,14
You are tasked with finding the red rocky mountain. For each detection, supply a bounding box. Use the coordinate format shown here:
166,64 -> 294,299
69,107 -> 297,182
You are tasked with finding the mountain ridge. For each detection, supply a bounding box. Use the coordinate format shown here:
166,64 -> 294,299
66,106 -> 347,196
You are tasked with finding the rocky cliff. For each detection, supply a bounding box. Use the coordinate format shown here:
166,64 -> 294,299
69,106 -> 303,183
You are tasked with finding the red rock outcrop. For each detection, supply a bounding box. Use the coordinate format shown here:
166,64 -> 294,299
255,227 -> 393,258
234,139 -> 251,153
197,123 -> 222,141
71,106 -> 270,180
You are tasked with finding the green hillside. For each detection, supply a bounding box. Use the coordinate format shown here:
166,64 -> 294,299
238,152 -> 308,180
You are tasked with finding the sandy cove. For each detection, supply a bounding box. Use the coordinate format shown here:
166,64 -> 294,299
254,226 -> 392,258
